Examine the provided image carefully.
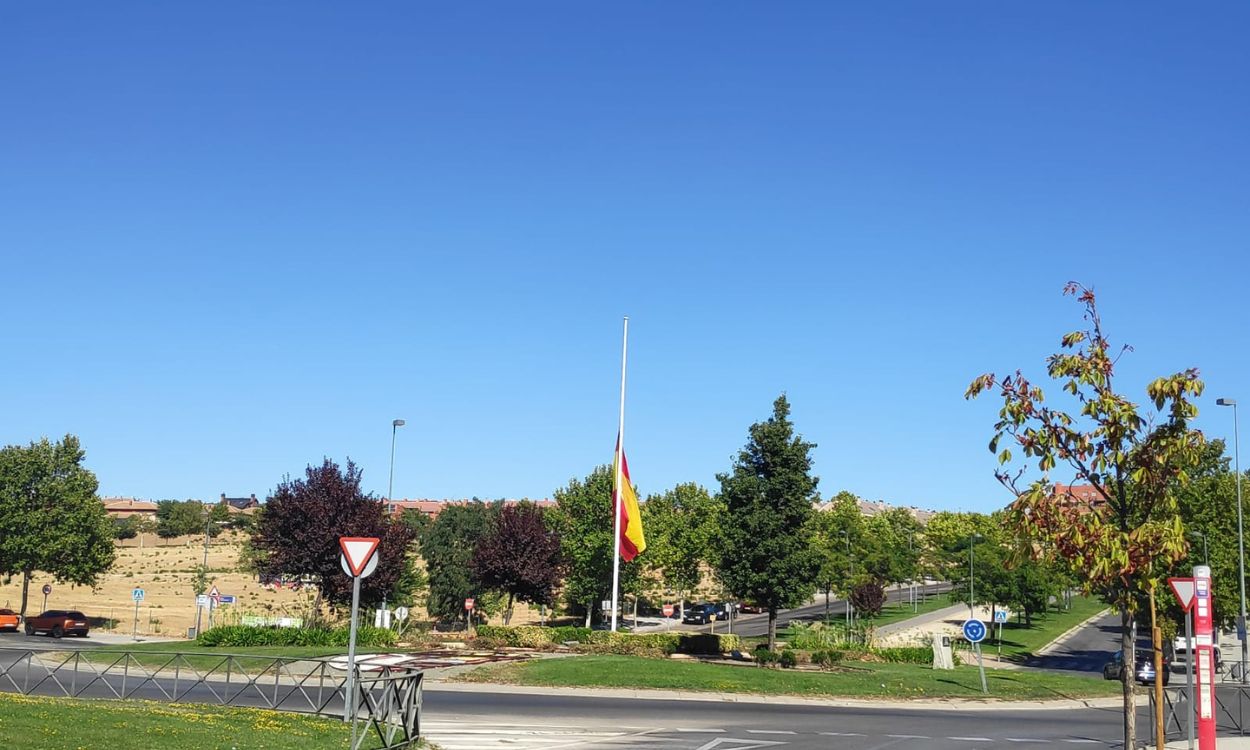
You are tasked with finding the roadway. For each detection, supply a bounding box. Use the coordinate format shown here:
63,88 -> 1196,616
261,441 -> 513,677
422,686 -> 1130,749
1020,611 -> 1121,674
726,584 -> 952,638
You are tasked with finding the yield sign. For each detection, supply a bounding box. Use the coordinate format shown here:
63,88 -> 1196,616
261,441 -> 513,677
339,537 -> 380,577
208,584 -> 221,604
1169,577 -> 1196,612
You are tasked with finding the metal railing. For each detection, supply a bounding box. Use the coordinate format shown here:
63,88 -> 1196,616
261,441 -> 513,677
1148,683 -> 1250,745
0,648 -> 422,749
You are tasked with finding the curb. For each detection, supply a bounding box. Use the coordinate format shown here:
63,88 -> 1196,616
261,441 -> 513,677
425,681 -> 1123,712
1036,608 -> 1113,657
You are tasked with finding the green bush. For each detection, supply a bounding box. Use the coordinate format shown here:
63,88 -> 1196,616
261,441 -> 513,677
473,626 -> 736,656
196,625 -> 396,649
754,646 -> 779,667
810,649 -> 844,668
778,649 -> 798,669
872,646 -> 933,664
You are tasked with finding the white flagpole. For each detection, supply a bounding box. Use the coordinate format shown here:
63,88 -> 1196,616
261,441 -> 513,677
611,316 -> 628,632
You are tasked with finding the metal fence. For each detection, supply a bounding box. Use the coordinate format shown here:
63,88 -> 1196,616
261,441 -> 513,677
0,648 -> 422,750
1148,683 -> 1250,746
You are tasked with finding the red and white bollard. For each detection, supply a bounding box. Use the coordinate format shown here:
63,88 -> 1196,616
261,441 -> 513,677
1194,565 -> 1216,749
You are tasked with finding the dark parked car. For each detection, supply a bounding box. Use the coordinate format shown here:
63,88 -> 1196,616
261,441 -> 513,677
25,610 -> 89,638
682,604 -> 720,625
1103,649 -> 1169,686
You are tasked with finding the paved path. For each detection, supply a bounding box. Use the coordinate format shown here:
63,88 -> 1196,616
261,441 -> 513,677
1021,611 -> 1121,674
730,584 -> 953,638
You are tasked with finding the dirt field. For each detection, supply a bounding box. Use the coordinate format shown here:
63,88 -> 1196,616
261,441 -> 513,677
0,532 -> 309,637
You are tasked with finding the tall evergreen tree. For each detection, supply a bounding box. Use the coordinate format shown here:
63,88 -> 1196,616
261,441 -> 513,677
716,395 -> 820,649
421,501 -> 498,623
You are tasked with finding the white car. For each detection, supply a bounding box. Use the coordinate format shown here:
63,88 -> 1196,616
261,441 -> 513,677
1173,636 -> 1223,670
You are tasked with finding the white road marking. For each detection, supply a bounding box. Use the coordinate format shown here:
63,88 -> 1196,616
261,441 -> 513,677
1004,739 -> 1052,743
675,728 -> 727,732
887,735 -> 932,739
745,729 -> 796,734
820,731 -> 865,736
948,738 -> 993,742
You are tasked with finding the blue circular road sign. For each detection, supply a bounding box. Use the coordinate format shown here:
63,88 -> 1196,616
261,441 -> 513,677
962,618 -> 987,643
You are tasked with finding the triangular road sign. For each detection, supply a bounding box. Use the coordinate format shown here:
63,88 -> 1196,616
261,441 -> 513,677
1169,577 -> 1196,612
339,537 -> 381,577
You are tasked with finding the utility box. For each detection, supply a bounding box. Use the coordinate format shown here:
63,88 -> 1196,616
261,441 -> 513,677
187,627 -> 197,639
933,633 -> 955,670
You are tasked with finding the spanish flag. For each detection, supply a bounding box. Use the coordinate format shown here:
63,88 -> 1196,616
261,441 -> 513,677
614,438 -> 646,561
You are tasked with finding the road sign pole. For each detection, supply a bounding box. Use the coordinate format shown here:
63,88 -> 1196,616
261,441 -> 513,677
976,643 -> 987,694
343,573 -> 362,727
997,622 -> 1002,660
1194,566 -> 1215,750
42,594 -> 47,613
132,599 -> 140,641
1186,605 -> 1195,750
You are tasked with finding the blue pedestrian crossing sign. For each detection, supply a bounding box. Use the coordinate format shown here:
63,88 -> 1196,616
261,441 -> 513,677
132,588 -> 145,602
962,618 -> 987,643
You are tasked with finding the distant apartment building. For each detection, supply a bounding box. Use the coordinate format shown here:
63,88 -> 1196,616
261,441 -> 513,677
219,493 -> 261,516
100,497 -> 159,519
385,498 -> 556,520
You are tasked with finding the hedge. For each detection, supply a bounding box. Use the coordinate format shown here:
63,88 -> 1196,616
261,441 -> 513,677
197,625 -> 397,648
474,625 -> 738,655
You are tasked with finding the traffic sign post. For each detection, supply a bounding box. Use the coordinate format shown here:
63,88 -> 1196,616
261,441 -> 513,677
963,618 -> 988,694
41,583 -> 51,613
1170,576 -> 1197,749
994,609 -> 1009,659
1194,566 -> 1216,750
131,588 -> 145,641
662,603 -> 674,618
339,536 -> 381,748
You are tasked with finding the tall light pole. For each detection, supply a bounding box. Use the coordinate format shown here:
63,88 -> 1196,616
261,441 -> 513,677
1218,397 -> 1246,683
388,419 -> 406,504
969,532 -> 983,618
1190,530 -> 1209,567
839,530 -> 853,631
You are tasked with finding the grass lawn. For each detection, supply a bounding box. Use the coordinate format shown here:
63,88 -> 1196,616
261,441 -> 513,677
984,596 -> 1109,660
0,692 -> 427,749
52,641 -> 349,674
459,654 -> 1120,701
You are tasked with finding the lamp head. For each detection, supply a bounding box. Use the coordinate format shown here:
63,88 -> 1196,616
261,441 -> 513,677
1217,398 -> 1237,407
393,419 -> 406,427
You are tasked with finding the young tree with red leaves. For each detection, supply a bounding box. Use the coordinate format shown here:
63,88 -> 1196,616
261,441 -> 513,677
966,283 -> 1204,748
251,458 -> 415,618
471,502 -> 562,625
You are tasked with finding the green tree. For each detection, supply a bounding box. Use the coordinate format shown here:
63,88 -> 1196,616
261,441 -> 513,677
716,395 -> 820,650
641,483 -> 723,616
156,500 -> 217,539
860,508 -> 922,587
966,283 -> 1204,748
551,466 -> 645,626
421,502 -> 498,623
1172,439 -> 1245,628
808,491 -> 862,620
0,436 -> 116,619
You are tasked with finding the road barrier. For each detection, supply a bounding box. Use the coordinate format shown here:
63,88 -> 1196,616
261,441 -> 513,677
0,648 -> 421,749
1149,683 -> 1250,744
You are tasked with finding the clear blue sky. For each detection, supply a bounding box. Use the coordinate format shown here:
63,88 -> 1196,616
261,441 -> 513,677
3,3 -> 1247,512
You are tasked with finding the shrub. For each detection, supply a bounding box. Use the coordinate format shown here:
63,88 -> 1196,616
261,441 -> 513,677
810,649 -> 844,668
778,649 -> 798,669
754,646 -> 779,667
873,646 -> 933,664
196,625 -> 396,648
472,626 -> 736,656
788,621 -> 846,650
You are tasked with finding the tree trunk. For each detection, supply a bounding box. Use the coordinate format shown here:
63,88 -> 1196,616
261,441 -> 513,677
1120,604 -> 1136,749
19,570 -> 31,620
767,607 -> 778,651
504,593 -> 514,626
584,603 -> 592,628
824,589 -> 830,621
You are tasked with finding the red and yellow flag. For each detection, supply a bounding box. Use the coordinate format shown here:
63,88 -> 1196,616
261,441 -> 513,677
614,440 -> 646,561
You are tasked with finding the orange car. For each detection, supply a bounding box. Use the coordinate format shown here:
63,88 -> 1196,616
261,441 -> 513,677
0,609 -> 19,632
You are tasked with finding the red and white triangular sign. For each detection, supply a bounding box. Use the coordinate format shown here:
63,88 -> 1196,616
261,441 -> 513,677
1169,577 -> 1196,612
339,537 -> 380,577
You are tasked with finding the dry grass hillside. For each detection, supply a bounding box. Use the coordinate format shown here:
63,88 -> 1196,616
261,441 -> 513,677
0,532 -> 309,637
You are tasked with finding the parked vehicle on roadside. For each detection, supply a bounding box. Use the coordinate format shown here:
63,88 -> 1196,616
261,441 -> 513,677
682,603 -> 720,625
25,610 -> 89,638
738,602 -> 764,614
0,609 -> 19,632
1103,649 -> 1170,686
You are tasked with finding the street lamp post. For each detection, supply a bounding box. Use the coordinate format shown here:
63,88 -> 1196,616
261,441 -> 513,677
908,531 -> 917,612
1218,397 -> 1246,683
383,419 -> 405,624
839,530 -> 853,631
1190,530 -> 1210,567
969,533 -> 983,619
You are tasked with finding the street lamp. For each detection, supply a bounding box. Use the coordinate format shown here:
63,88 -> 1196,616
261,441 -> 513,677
1189,530 -> 1210,567
839,530 -> 853,631
1217,397 -> 1246,683
388,419 -> 406,503
908,530 -> 918,612
969,533 -> 983,618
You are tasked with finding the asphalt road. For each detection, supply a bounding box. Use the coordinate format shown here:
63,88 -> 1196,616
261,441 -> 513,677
726,584 -> 953,638
1021,611 -> 1121,674
423,686 -> 1131,749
